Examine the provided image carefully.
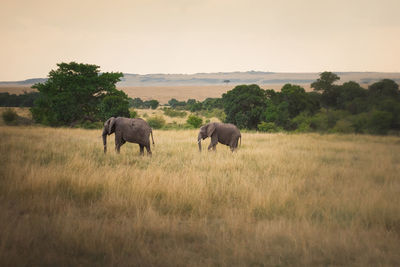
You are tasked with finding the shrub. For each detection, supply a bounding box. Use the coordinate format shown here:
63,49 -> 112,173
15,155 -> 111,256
147,115 -> 166,129
309,112 -> 329,131
2,109 -> 19,125
257,122 -> 281,132
129,109 -> 138,118
310,109 -> 350,132
163,108 -> 187,118
186,115 -> 203,128
332,119 -> 355,133
292,113 -> 312,132
367,110 -> 393,135
199,108 -> 226,121
348,113 -> 369,133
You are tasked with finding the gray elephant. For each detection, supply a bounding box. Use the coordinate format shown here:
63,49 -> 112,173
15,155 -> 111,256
102,117 -> 154,156
197,122 -> 241,152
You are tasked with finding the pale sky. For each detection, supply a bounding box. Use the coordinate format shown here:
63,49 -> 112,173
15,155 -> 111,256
1,0 -> 399,80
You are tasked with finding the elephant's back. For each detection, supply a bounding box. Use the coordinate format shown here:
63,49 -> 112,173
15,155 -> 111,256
131,118 -> 151,131
220,123 -> 240,134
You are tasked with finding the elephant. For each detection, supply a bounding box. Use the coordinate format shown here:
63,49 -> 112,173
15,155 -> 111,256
197,122 -> 241,152
102,117 -> 154,156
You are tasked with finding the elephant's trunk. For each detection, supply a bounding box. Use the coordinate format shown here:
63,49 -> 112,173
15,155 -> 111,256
197,133 -> 202,152
102,128 -> 107,153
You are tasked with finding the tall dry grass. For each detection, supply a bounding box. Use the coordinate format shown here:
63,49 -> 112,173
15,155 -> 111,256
1,126 -> 400,266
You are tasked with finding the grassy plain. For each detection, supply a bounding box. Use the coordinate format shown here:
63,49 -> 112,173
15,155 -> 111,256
1,123 -> 400,266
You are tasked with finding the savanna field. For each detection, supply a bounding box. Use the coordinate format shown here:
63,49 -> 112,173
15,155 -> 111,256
1,122 -> 400,266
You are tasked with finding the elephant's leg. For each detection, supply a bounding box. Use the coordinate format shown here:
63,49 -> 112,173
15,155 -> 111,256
230,138 -> 238,152
208,135 -> 218,151
115,133 -> 122,153
145,144 -> 152,156
139,144 -> 144,156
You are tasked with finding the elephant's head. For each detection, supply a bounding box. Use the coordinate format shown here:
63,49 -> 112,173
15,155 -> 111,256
102,117 -> 116,153
197,123 -> 216,151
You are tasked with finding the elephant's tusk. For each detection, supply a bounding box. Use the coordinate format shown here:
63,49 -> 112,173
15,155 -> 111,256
197,140 -> 201,144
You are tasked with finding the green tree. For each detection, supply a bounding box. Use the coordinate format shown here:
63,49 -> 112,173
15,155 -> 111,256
31,62 -> 125,126
168,98 -> 186,108
188,101 -> 203,112
368,79 -> 399,99
337,81 -> 367,110
280,83 -> 309,118
129,97 -> 144,108
311,72 -> 340,92
99,95 -> 130,121
263,101 -> 291,129
311,72 -> 341,108
367,110 -> 393,134
222,84 -> 267,129
202,98 -> 223,110
144,100 -> 159,109
186,114 -> 203,128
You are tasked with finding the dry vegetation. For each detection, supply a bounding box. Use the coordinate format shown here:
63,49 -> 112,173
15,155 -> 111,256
135,108 -> 220,125
1,124 -> 400,266
0,86 -> 35,95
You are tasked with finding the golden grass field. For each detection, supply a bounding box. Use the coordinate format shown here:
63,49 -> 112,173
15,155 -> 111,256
1,115 -> 400,265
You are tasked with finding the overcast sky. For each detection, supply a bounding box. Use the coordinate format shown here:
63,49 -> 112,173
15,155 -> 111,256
1,0 -> 399,80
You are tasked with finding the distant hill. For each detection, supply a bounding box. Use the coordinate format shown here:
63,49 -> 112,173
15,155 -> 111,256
0,78 -> 47,86
2,72 -> 400,87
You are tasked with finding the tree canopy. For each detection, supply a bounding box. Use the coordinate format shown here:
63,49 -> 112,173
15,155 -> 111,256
222,84 -> 267,129
31,62 -> 128,126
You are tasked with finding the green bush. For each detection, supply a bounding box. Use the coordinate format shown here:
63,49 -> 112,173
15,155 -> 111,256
332,119 -> 355,133
2,109 -> 19,125
309,109 -> 350,132
163,108 -> 187,118
129,109 -> 138,118
367,110 -> 393,135
348,113 -> 369,133
186,115 -> 203,128
292,113 -> 312,132
199,108 -> 226,121
147,115 -> 166,129
257,122 -> 281,132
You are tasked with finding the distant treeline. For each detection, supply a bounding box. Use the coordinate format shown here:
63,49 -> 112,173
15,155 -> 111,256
129,97 -> 223,112
0,92 -> 39,107
219,72 -> 400,135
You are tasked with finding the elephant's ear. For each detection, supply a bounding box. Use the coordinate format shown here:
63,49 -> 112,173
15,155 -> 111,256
207,123 -> 216,137
108,117 -> 116,134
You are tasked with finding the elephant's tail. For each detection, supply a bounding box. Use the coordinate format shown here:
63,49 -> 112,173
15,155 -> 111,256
150,129 -> 155,145
239,135 -> 241,147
